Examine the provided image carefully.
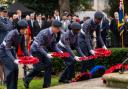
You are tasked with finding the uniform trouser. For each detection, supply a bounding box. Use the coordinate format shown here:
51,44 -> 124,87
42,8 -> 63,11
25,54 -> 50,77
0,49 -> 18,89
25,51 -> 52,87
57,45 -> 76,81
79,41 -> 95,73
113,33 -> 120,47
101,30 -> 108,46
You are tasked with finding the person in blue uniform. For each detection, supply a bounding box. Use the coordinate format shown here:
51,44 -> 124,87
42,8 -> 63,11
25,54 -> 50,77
0,6 -> 13,44
0,20 -> 30,89
100,17 -> 109,46
23,20 -> 62,88
57,22 -> 85,83
79,11 -> 107,73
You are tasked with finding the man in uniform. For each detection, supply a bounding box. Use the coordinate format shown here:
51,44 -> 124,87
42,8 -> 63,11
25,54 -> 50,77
23,20 -> 62,88
0,20 -> 30,89
100,17 -> 109,46
79,11 -> 107,73
57,22 -> 85,83
0,6 -> 13,44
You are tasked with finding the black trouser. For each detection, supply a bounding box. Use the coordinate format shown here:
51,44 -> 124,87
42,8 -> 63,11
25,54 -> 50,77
57,45 -> 76,81
24,51 -> 52,87
0,48 -> 18,89
79,41 -> 95,73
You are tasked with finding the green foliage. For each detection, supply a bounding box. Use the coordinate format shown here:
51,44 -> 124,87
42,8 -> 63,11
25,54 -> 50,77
102,48 -> 128,67
1,48 -> 128,89
52,48 -> 128,73
19,0 -> 59,16
0,76 -> 59,89
52,58 -> 65,74
18,0 -> 90,15
79,0 -> 91,10
124,0 -> 128,15
108,0 -> 119,17
70,0 -> 90,13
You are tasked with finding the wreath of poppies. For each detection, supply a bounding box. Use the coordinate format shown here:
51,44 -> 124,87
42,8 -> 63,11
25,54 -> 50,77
79,48 -> 112,61
94,48 -> 112,57
51,48 -> 112,61
18,56 -> 39,64
102,64 -> 128,84
72,72 -> 92,82
52,52 -> 70,58
72,66 -> 106,82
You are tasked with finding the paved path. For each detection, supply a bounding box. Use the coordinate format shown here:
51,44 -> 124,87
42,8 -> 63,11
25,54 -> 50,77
46,78 -> 121,89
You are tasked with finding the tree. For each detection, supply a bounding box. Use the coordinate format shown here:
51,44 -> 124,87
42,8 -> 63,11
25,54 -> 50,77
108,0 -> 128,17
59,0 -> 70,16
8,0 -> 91,16
19,0 -> 59,16
70,0 -> 91,13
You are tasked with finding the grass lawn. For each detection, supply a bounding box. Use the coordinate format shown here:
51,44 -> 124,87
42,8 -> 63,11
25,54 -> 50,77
0,76 -> 59,89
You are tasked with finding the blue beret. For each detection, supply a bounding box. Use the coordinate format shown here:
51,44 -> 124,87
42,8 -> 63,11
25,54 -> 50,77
52,20 -> 62,27
18,20 -> 28,28
94,11 -> 104,20
0,6 -> 7,12
70,22 -> 81,30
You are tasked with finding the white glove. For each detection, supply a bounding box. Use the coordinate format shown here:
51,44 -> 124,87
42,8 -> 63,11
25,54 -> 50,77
60,51 -> 63,53
30,55 -> 33,57
74,56 -> 81,62
101,29 -> 103,32
90,50 -> 95,55
14,59 -> 19,64
102,45 -> 107,50
47,53 -> 53,59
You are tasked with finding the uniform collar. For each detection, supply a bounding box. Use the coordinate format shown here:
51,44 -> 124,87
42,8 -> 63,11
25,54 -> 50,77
71,30 -> 74,35
49,27 -> 54,35
92,18 -> 101,26
70,30 -> 78,36
92,18 -> 96,25
0,16 -> 5,19
15,29 -> 20,35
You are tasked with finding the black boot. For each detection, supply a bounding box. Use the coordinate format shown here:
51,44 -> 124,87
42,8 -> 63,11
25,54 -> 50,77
23,78 -> 29,89
59,79 -> 71,83
43,85 -> 50,88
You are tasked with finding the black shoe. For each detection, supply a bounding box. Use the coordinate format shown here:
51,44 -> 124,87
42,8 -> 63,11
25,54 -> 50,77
23,78 -> 29,89
43,85 -> 50,88
59,79 -> 70,83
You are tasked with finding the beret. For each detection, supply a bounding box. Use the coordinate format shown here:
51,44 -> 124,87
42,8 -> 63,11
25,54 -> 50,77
17,20 -> 28,28
52,20 -> 62,27
94,11 -> 104,20
70,22 -> 81,30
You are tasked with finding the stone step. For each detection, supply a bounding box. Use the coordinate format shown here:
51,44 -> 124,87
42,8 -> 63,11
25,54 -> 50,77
103,72 -> 128,89
46,78 -> 120,89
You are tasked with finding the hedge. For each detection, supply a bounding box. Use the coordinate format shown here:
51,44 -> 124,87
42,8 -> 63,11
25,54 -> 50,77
51,48 -> 128,74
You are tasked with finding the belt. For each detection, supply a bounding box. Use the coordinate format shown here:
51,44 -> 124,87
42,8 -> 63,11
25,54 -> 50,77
2,41 -> 6,46
33,41 -> 46,48
33,41 -> 39,46
81,29 -> 86,36
2,41 -> 14,49
58,41 -> 65,48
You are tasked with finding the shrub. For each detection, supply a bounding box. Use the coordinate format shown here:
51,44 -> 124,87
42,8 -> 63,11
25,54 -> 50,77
52,48 -> 128,74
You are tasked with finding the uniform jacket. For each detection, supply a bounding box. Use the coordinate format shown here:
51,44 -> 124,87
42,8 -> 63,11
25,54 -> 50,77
58,30 -> 85,57
79,19 -> 105,51
0,30 -> 30,60
31,27 -> 61,57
